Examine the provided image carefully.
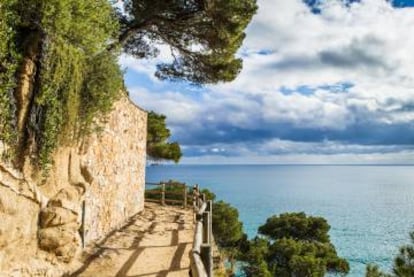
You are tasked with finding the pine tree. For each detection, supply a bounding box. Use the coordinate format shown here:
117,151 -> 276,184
113,0 -> 258,84
147,111 -> 182,163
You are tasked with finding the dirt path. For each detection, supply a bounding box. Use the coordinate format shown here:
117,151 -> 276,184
69,203 -> 194,277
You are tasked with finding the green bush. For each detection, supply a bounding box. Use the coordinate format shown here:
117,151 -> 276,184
241,213 -> 349,277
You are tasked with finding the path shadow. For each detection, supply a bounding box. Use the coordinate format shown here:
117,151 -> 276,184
116,214 -> 188,277
114,222 -> 156,277
123,241 -> 189,277
67,211 -> 156,277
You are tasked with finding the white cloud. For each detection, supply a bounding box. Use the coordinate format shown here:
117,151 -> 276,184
225,0 -> 414,90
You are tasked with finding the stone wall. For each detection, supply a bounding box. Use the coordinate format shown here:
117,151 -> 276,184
0,95 -> 147,276
82,97 -> 147,243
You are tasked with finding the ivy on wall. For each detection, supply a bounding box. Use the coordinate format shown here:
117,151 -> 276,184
0,0 -> 20,157
0,0 -> 123,169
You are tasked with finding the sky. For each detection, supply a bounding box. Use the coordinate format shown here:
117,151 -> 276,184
121,0 -> 414,164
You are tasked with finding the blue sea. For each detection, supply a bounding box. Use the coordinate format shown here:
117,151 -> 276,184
146,165 -> 414,276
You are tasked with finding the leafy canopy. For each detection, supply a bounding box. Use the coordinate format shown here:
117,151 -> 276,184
241,212 -> 349,277
212,200 -> 244,248
258,212 -> 330,243
116,0 -> 258,84
147,111 -> 182,163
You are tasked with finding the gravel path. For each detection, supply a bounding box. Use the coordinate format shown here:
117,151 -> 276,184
69,203 -> 194,277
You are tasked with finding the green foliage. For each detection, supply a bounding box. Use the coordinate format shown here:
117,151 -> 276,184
242,213 -> 349,277
78,51 -> 123,135
148,142 -> 182,163
33,38 -> 85,167
0,0 -> 122,168
200,188 -> 216,201
0,0 -> 19,153
258,212 -> 330,243
267,238 -> 349,276
366,231 -> 414,277
242,238 -> 273,277
147,111 -> 170,144
34,0 -> 121,168
116,0 -> 258,84
212,201 -> 244,248
147,111 -> 182,163
40,0 -> 118,53
366,265 -> 392,277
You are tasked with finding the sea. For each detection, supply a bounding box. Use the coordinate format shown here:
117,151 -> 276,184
146,164 -> 414,276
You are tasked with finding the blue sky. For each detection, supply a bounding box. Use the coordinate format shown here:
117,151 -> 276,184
122,0 -> 414,164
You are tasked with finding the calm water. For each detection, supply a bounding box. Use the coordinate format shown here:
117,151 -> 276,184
146,165 -> 414,276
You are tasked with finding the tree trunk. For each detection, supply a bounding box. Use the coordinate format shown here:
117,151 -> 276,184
14,30 -> 42,166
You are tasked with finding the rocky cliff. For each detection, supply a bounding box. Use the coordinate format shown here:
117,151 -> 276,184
0,96 -> 147,276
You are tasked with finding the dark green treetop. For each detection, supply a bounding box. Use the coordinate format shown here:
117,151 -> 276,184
258,212 -> 330,243
147,111 -> 182,163
242,212 -> 349,277
114,0 -> 258,84
212,200 -> 244,248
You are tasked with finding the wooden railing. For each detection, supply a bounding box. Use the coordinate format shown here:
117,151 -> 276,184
190,185 -> 213,277
145,182 -> 190,208
144,183 -> 213,277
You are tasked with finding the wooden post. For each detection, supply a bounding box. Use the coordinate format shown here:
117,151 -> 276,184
183,185 -> 188,209
202,211 -> 210,244
161,183 -> 166,206
201,244 -> 213,277
81,200 -> 86,248
192,185 -> 197,223
207,200 -> 213,245
195,184 -> 200,209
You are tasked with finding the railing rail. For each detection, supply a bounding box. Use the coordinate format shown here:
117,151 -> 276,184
190,185 -> 213,277
144,182 -> 213,277
145,182 -> 190,208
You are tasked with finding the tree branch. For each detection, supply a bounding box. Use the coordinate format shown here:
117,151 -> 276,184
107,8 -> 204,52
107,19 -> 153,51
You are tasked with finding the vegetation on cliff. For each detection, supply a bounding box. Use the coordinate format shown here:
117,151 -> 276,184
0,0 -> 257,169
0,0 -> 122,169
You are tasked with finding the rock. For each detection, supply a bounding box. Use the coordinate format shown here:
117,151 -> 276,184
55,243 -> 79,263
38,223 -> 80,262
38,187 -> 82,263
49,187 -> 81,204
39,207 -> 78,228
